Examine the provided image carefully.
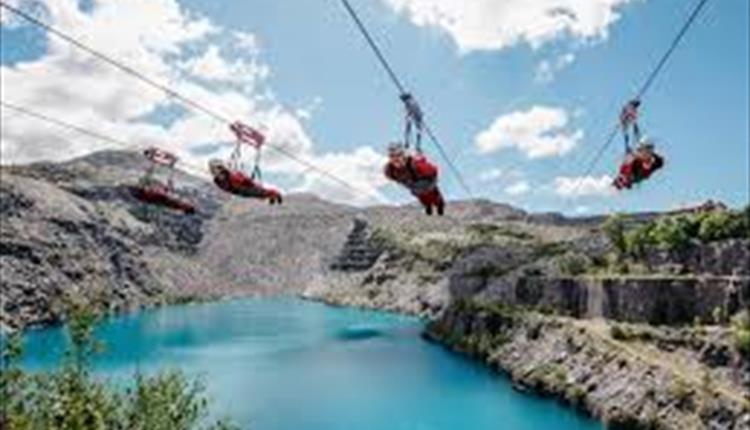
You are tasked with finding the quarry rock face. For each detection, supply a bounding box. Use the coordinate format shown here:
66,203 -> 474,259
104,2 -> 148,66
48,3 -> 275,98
426,302 -> 750,430
2,150 -> 581,330
0,174 -> 160,330
312,196 -> 749,430
0,151 -> 356,330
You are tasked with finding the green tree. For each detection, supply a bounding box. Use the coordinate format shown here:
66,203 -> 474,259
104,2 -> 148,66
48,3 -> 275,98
603,214 -> 628,256
732,311 -> 750,356
0,298 -> 239,430
698,210 -> 750,242
650,216 -> 693,252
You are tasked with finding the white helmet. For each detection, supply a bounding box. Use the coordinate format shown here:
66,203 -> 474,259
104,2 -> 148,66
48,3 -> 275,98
387,142 -> 406,156
208,159 -> 227,176
638,136 -> 655,150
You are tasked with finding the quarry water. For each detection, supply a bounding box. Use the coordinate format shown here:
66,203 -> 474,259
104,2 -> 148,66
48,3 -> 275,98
21,298 -> 602,430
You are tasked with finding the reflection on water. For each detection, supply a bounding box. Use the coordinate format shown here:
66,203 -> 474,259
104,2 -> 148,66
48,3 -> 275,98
21,298 -> 602,430
334,326 -> 386,341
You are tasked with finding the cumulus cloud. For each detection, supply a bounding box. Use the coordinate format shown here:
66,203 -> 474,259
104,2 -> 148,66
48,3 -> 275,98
479,167 -> 525,183
292,146 -> 389,206
380,0 -> 635,53
553,175 -> 615,197
475,106 -> 582,158
232,30 -> 260,53
504,180 -> 531,196
0,0 -> 389,205
479,167 -> 505,182
179,45 -> 270,86
535,52 -> 576,83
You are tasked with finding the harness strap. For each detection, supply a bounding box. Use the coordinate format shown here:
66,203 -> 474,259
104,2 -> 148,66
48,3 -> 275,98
229,136 -> 265,181
229,142 -> 243,171
250,145 -> 263,182
401,93 -> 424,154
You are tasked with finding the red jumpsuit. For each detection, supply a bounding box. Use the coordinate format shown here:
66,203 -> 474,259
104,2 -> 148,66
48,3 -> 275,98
385,155 -> 445,215
214,170 -> 282,204
613,151 -> 664,190
131,183 -> 195,214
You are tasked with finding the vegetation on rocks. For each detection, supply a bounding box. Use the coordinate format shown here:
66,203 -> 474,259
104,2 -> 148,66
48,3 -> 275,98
731,310 -> 750,356
465,223 -> 535,242
0,298 -> 237,430
604,208 -> 749,259
555,252 -> 589,276
584,207 -> 750,277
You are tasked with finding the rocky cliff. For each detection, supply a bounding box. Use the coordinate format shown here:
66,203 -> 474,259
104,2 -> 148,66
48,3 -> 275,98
3,150 -> 565,330
307,200 -> 750,430
0,151 -> 358,330
426,300 -> 750,429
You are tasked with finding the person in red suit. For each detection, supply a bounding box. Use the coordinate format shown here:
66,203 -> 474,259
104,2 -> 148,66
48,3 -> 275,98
384,143 -> 445,216
130,180 -> 196,214
209,160 -> 283,204
613,139 -> 664,190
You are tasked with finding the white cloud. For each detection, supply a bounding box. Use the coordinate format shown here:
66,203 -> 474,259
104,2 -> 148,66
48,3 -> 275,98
292,146 -> 389,206
179,45 -> 270,86
553,175 -> 615,197
535,52 -> 576,83
504,180 -> 530,196
232,30 -> 260,53
479,168 -> 504,182
381,0 -> 636,53
475,106 -> 582,158
479,167 -> 525,183
294,97 -> 323,121
0,0 -> 389,206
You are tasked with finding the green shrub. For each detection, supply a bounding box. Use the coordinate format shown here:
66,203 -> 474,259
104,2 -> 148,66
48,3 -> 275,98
556,253 -> 589,276
624,223 -> 655,258
667,377 -> 694,407
466,224 -> 534,241
609,324 -> 659,342
533,242 -> 566,259
698,210 -> 750,242
0,299 -> 238,430
650,216 -> 693,252
603,215 -> 628,255
610,324 -> 634,341
607,207 -> 748,264
566,385 -> 587,406
732,311 -> 750,356
528,363 -> 568,390
711,306 -> 726,325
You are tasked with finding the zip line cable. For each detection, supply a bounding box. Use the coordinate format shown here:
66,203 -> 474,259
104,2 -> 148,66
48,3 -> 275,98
0,1 -> 382,201
339,0 -> 407,95
2,99 -> 377,199
2,101 -> 130,148
634,0 -> 710,100
339,0 -> 474,199
0,2 -> 228,124
1,100 -> 208,178
569,0 -> 710,198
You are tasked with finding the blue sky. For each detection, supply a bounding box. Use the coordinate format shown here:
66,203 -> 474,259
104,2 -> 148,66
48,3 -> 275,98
1,0 -> 748,213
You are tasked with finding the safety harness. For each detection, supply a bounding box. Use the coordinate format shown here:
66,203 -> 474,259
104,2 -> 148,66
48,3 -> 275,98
401,93 -> 424,154
229,121 -> 266,183
141,147 -> 178,190
620,99 -> 642,152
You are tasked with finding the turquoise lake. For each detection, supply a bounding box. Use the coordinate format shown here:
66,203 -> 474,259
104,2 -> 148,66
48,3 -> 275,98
20,298 -> 602,430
